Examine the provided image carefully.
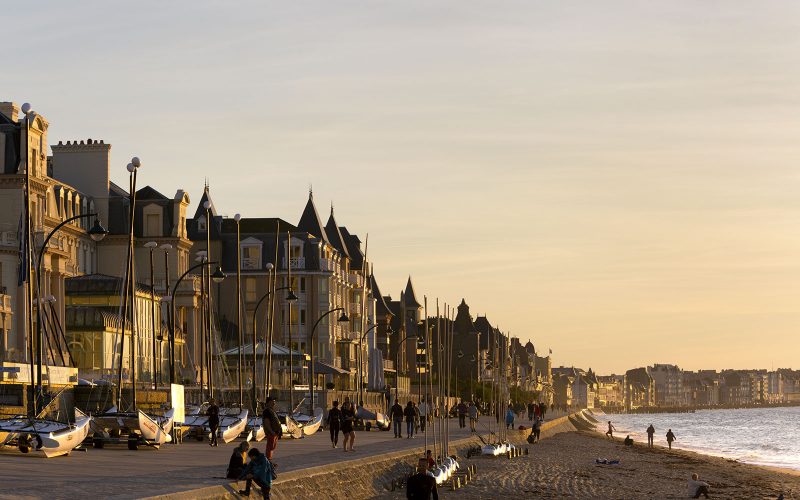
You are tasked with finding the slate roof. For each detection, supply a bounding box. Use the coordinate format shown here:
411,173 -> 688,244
297,192 -> 328,243
370,275 -> 393,317
340,226 -> 364,270
193,185 -> 218,219
325,207 -> 350,260
403,277 -> 421,308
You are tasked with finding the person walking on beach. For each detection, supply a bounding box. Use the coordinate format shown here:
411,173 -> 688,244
326,401 -> 342,448
687,473 -> 710,498
468,401 -> 479,432
666,429 -> 676,450
341,399 -> 356,451
505,404 -> 515,429
407,458 -> 439,499
404,401 -> 416,438
207,398 -> 220,447
261,397 -> 283,463
238,448 -> 275,498
391,400 -> 404,438
456,400 -> 468,429
646,424 -> 655,448
227,441 -> 250,479
605,420 -> 616,439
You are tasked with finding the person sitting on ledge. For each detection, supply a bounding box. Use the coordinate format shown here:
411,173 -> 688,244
227,441 -> 250,479
238,448 -> 274,498
407,458 -> 439,499
623,435 -> 634,446
688,473 -> 710,499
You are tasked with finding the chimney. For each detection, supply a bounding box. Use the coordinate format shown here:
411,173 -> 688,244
0,102 -> 20,122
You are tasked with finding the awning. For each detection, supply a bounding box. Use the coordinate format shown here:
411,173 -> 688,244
289,361 -> 349,376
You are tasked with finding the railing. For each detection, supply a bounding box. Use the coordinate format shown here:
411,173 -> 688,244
242,257 -> 260,270
349,303 -> 361,316
281,257 -> 305,270
347,273 -> 363,287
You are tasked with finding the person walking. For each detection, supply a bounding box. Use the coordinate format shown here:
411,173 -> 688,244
404,401 -> 416,438
605,420 -> 616,439
341,399 -> 356,452
533,401 -> 541,421
418,398 -> 428,432
505,404 -> 515,429
413,402 -> 421,434
468,401 -> 479,432
646,424 -> 655,448
666,429 -> 676,450
261,397 -> 283,463
407,458 -> 439,499
687,473 -> 710,498
207,398 -> 220,447
238,448 -> 275,498
227,441 -> 250,479
532,417 -> 542,443
456,400 -> 468,429
326,401 -> 342,449
539,401 -> 547,420
391,399 -> 404,438
527,401 -> 535,421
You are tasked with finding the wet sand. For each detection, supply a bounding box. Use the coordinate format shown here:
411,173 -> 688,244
379,428 -> 800,499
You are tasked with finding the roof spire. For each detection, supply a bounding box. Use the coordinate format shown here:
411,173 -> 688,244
309,184 -> 313,200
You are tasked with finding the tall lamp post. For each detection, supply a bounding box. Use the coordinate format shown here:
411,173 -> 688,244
34,213 -> 107,402
249,285 -> 296,412
168,260 -> 224,384
394,332 -> 418,404
308,307 -> 349,415
234,213 -> 243,407
158,243 -> 172,385
144,241 -> 158,389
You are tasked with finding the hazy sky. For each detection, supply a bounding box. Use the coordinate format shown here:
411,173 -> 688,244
5,1 -> 800,373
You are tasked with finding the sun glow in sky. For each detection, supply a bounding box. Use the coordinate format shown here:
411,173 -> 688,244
5,1 -> 800,373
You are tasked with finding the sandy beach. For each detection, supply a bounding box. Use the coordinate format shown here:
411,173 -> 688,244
379,426 -> 800,499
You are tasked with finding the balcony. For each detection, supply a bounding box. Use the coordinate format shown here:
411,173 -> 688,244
347,273 -> 362,287
281,257 -> 305,270
242,257 -> 260,270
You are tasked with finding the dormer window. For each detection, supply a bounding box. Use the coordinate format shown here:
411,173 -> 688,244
240,237 -> 263,270
197,215 -> 207,232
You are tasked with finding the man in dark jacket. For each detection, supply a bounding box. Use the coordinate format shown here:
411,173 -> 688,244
407,459 -> 438,499
207,398 -> 220,447
261,397 -> 283,462
326,401 -> 342,448
391,400 -> 404,438
404,401 -> 416,439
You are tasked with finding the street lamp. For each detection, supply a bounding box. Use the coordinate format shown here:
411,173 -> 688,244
234,213 -> 243,407
159,243 -> 172,385
394,332 -> 418,404
34,212 -> 107,403
144,241 -> 158,389
308,308 -> 349,415
168,260 -> 223,385
250,284 -> 295,412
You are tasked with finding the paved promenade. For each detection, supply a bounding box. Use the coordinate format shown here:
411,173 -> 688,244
0,412 -> 565,499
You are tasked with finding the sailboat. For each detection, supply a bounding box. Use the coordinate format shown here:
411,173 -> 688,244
182,404 -> 248,444
0,407 -> 92,458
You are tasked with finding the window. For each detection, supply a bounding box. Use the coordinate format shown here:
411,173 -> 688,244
300,277 -> 306,293
145,213 -> 160,237
318,279 -> 328,295
300,309 -> 306,325
290,245 -> 302,258
197,215 -> 207,232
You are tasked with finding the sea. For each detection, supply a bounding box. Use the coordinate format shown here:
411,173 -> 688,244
596,406 -> 800,471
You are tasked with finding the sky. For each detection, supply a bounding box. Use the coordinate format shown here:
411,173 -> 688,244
4,1 -> 800,374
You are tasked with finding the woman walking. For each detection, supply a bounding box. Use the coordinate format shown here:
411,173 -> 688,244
327,401 -> 342,449
341,398 -> 356,452
207,398 -> 220,447
505,404 -> 515,429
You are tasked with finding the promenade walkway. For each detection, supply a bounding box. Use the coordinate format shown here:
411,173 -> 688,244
0,412 -> 565,500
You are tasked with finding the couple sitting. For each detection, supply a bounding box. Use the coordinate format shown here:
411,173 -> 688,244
227,441 -> 276,498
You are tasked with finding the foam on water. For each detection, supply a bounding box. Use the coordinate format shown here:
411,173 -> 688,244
597,406 -> 800,471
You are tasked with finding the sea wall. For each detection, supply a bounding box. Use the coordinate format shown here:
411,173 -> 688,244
143,413 -> 579,500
